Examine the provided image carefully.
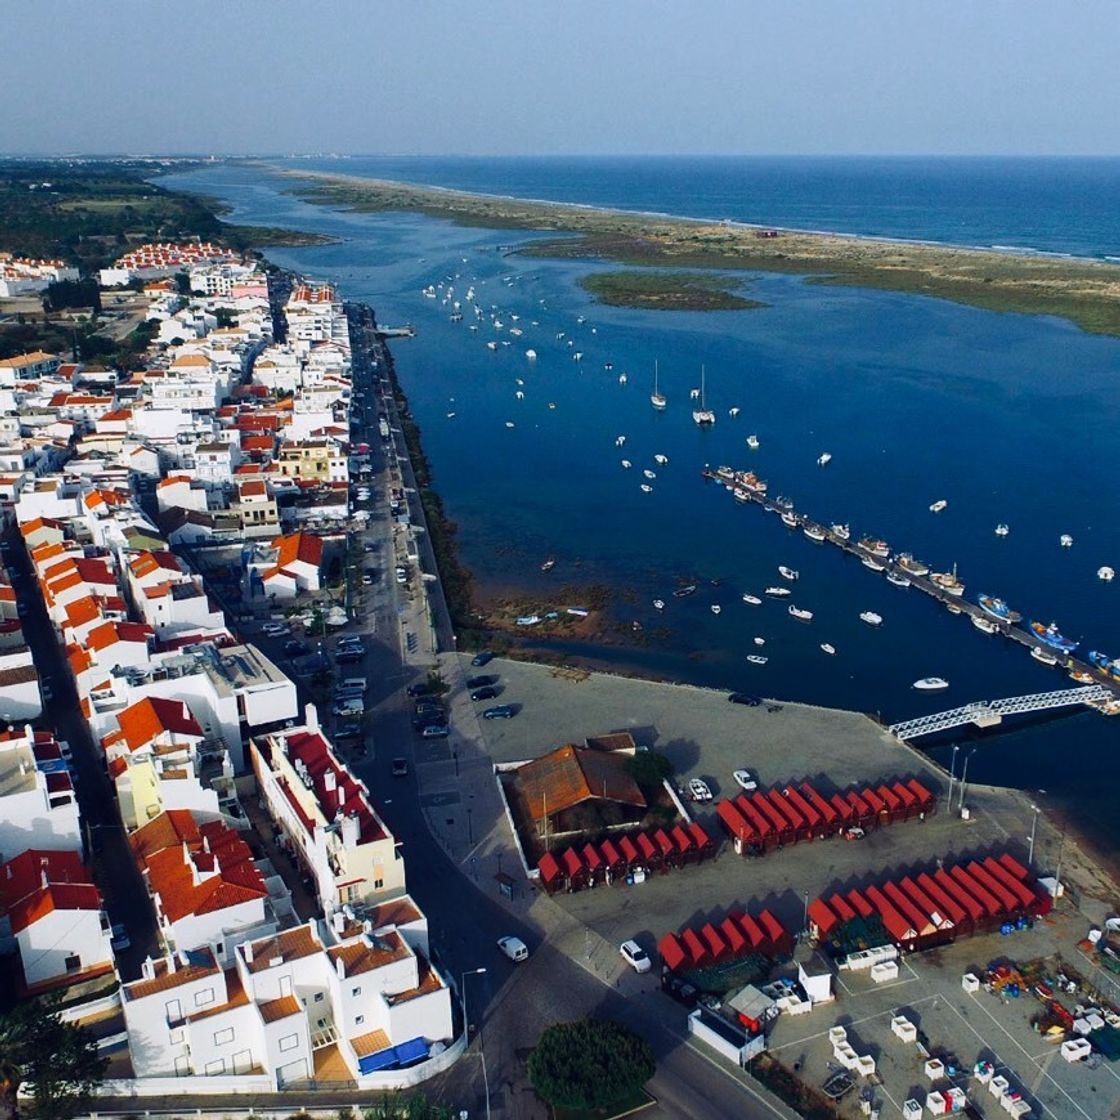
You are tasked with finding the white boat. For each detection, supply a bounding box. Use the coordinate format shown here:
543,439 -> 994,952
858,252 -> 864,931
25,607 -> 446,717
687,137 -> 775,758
862,557 -> 887,572
504,421 -> 515,428
742,594 -> 762,606
913,677 -> 949,691
946,602 -> 963,614
711,605 -> 721,615
804,525 -> 827,543
971,615 -> 998,634
1060,534 -> 1073,548
831,523 -> 850,541
886,572 -> 911,588
573,351 -> 583,361
653,599 -> 665,610
618,373 -> 627,384
778,566 -> 799,581
692,366 -> 716,426
615,435 -> 626,447
1099,566 -> 1116,582
930,565 -> 965,596
765,586 -> 792,598
929,499 -> 948,513
654,454 -> 669,465
604,362 -> 613,371
746,434 -> 760,449
486,341 -> 498,351
509,327 -> 523,337
859,611 -> 882,626
1030,647 -> 1059,665
753,637 -> 766,646
820,643 -> 836,655
788,605 -> 813,621
896,553 -> 930,577
729,407 -> 740,417
780,512 -> 798,528
995,523 -> 1010,537
640,484 -> 653,493
650,364 -> 668,410
621,460 -> 632,469
817,452 -> 832,466
525,349 -> 537,360
643,469 -> 656,480
515,390 -> 524,400
746,654 -> 768,665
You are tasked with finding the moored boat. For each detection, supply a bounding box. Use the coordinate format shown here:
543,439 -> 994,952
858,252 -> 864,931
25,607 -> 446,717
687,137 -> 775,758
929,499 -> 948,513
711,605 -> 721,615
995,523 -> 1010,537
746,434 -> 760,449
765,586 -> 791,598
820,642 -> 836,655
1030,647 -> 1059,666
862,557 -> 887,572
540,559 -> 556,573
913,677 -> 949,691
1099,566 -> 1116,582
653,599 -> 665,611
788,605 -> 813,621
859,611 -> 882,626
742,594 -> 762,606
673,584 -> 698,598
831,523 -> 851,541
971,615 -> 998,634
640,483 -> 653,493
778,566 -> 799,581
896,553 -> 930,577
817,452 -> 832,466
930,566 -> 965,596
1069,669 -> 1094,684
747,654 -> 768,665
858,537 -> 891,558
650,361 -> 667,410
804,524 -> 827,542
886,571 -> 911,588
1029,621 -> 1077,652
978,595 -> 1021,623
1060,534 -> 1073,548
692,366 -> 716,426
780,511 -> 798,528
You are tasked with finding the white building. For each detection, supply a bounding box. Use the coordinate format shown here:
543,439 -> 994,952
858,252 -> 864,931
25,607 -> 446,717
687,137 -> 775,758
0,726 -> 81,856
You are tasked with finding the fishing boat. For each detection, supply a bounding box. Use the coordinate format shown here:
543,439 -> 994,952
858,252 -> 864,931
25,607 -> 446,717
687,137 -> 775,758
820,643 -> 836,655
673,585 -> 698,598
778,566 -> 799,581
733,488 -> 750,503
1029,621 -> 1078,652
896,553 -> 930,577
643,469 -> 656,480
711,605 -> 721,615
804,524 -> 827,543
859,611 -> 883,626
654,454 -> 669,465
1030,647 -> 1059,666
486,341 -> 498,351
817,452 -> 832,466
780,512 -> 798,529
738,471 -> 767,493
1060,534 -> 1073,548
742,594 -> 762,606
788,605 -> 813,621
640,484 -> 653,493
971,615 -> 998,634
1088,651 -> 1120,679
540,559 -> 556,573
858,537 -> 891,558
946,603 -> 963,615
746,654 -> 768,665
862,557 -> 887,572
714,465 -> 736,482
692,366 -> 716,426
525,349 -> 537,360
831,523 -> 851,541
913,677 -> 950,691
729,407 -> 740,417
929,499 -> 948,513
1099,566 -> 1116,582
753,637 -> 766,646
650,361 -> 667,410
746,434 -> 760,449
995,523 -> 1010,537
653,599 -> 665,611
765,586 -> 792,598
773,495 -> 794,511
1069,669 -> 1094,684
886,572 -> 911,588
978,595 -> 1021,622
930,565 -> 965,596
621,460 -> 632,469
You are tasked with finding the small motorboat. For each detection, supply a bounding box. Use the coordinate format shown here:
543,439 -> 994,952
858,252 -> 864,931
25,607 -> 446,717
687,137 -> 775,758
778,566 -> 799,581
653,599 -> 665,611
640,484 -> 653,493
913,677 -> 949,691
886,572 -> 911,588
746,434 -> 760,449
859,611 -> 882,626
971,615 -> 998,634
673,585 -> 698,598
788,605 -> 813,621
643,469 -> 657,480
711,605 -> 722,615
621,460 -> 632,469
1099,566 -> 1116,582
654,454 -> 669,465
995,523 -> 1010,537
929,499 -> 948,513
1060,534 -> 1073,548
765,586 -> 792,598
742,594 -> 762,606
753,637 -> 766,646
817,452 -> 832,466
831,523 -> 851,541
804,524 -> 827,542
746,654 -> 768,665
780,512 -> 798,529
1030,647 -> 1059,666
540,559 -> 556,573
820,643 -> 836,655
862,557 -> 887,572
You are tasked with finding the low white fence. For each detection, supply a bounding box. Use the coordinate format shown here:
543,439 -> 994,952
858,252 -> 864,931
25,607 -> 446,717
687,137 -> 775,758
60,989 -> 122,1024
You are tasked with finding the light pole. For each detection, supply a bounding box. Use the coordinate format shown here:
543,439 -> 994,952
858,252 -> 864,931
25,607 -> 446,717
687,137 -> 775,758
945,744 -> 960,813
1028,803 -> 1041,866
461,968 -> 491,1120
957,749 -> 977,813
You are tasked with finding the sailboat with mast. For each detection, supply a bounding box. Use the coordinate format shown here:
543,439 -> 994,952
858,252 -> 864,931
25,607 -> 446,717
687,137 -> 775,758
692,365 -> 716,426
650,361 -> 667,410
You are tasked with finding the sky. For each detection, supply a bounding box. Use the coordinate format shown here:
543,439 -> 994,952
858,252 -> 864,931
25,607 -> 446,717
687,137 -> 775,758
4,0 -> 1118,157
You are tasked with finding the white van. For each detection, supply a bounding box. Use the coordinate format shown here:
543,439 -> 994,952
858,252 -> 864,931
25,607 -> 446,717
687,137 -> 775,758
332,697 -> 364,718
341,677 -> 368,693
497,935 -> 528,962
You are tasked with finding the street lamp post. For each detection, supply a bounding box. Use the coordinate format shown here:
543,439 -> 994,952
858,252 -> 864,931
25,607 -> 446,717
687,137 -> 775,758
1028,803 -> 1041,866
461,968 -> 491,1120
946,744 -> 960,814
957,749 -> 977,813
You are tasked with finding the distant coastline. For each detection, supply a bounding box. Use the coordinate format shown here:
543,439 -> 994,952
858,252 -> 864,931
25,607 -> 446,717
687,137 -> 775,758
274,166 -> 1120,337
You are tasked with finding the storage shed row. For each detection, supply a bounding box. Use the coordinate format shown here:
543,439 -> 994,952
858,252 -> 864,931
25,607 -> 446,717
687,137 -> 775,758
659,908 -> 794,972
808,852 -> 1050,955
716,776 -> 934,855
537,820 -> 714,893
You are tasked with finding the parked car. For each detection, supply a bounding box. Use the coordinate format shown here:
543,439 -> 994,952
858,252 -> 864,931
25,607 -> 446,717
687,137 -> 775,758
466,675 -> 495,689
420,724 -> 449,739
284,639 -> 311,657
361,572 -> 375,586
261,622 -> 290,637
336,649 -> 364,664
406,681 -> 435,698
471,650 -> 495,667
335,726 -> 363,744
470,686 -> 499,702
481,704 -> 516,720
620,940 -> 652,973
110,924 -> 131,953
687,778 -> 713,802
333,698 -> 365,718
497,935 -> 528,962
733,769 -> 758,791
363,541 -> 378,553
391,757 -> 409,777
728,692 -> 762,706
41,682 -> 53,703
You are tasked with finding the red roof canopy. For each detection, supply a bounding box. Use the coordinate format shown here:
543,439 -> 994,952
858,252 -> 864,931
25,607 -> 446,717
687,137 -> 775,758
831,793 -> 856,824
829,892 -> 857,923
967,861 -> 1017,913
934,867 -> 985,922
999,853 -> 1031,880
618,835 -> 640,865
982,857 -> 1035,909
537,851 -> 562,884
701,922 -> 728,960
561,847 -> 584,878
720,916 -> 746,955
916,872 -> 967,926
803,783 -> 838,825
847,888 -> 875,919
738,912 -> 766,948
581,843 -> 603,872
599,838 -> 624,869
809,898 -> 839,936
950,865 -> 1000,918
636,832 -> 658,861
681,927 -> 707,964
670,825 -> 693,855
659,932 -> 686,971
736,794 -> 773,837
768,789 -> 803,832
784,785 -> 820,829
653,829 -> 675,858
717,799 -> 753,842
907,778 -> 935,809
689,820 -> 712,849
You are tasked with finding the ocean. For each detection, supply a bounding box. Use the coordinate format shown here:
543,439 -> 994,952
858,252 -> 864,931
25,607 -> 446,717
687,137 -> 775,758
160,158 -> 1120,855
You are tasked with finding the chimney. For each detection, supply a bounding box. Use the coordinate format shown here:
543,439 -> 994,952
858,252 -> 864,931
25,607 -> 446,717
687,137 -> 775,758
331,911 -> 346,935
141,956 -> 156,980
341,811 -> 360,849
335,954 -> 345,979
304,702 -> 318,733
39,857 -> 50,891
243,940 -> 254,964
323,770 -> 337,802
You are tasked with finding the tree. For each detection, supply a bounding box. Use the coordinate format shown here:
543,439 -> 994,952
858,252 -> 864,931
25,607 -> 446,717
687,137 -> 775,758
626,750 -> 674,788
0,994 -> 107,1120
528,1018 -> 655,1111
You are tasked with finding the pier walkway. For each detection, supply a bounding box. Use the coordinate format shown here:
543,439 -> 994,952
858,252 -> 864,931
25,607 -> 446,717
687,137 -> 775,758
888,684 -> 1114,740
701,466 -> 1120,710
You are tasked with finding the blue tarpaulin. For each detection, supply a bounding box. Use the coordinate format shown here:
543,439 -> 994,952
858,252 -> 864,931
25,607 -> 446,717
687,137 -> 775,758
357,1037 -> 429,1075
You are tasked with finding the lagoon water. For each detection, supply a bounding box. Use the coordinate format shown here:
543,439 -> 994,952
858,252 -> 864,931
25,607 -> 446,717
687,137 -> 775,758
162,160 -> 1120,850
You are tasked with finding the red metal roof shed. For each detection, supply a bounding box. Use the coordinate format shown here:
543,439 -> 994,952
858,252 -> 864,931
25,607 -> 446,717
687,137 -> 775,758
901,875 -> 953,931
736,795 -> 776,845
618,834 -> 641,867
753,792 -> 793,838
654,829 -> 676,860
950,865 -> 1001,919
581,843 -> 603,874
829,893 -> 858,923
809,897 -> 839,937
982,857 -> 1035,910
892,781 -> 918,817
877,784 -> 903,821
689,821 -> 713,851
907,778 -> 935,812
658,932 -> 687,971
720,916 -> 746,956
538,851 -> 563,888
599,838 -> 625,872
717,799 -> 753,844
934,867 -> 986,923
831,792 -> 856,824
737,912 -> 767,949
636,832 -> 659,863
847,888 -> 875,919
967,861 -> 1017,914
561,847 -> 585,879
681,927 -> 708,965
846,790 -> 873,825
768,789 -> 804,834
759,910 -> 793,955
916,872 -> 968,927
671,825 -> 694,857
861,786 -> 887,819
999,853 -> 1031,881
784,785 -> 821,833
802,783 -> 839,828
865,885 -> 917,945
701,922 -> 729,962
883,880 -> 938,938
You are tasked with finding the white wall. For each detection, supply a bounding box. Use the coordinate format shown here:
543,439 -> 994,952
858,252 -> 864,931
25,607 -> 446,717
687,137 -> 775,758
18,909 -> 112,988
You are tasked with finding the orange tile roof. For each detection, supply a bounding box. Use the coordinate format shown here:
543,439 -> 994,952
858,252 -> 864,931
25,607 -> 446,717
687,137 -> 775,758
87,620 -> 153,652
327,931 -> 409,977
124,947 -> 220,1000
258,995 -> 302,1024
242,924 -> 321,974
186,967 -> 249,1022
117,696 -> 203,753
271,532 -> 323,570
350,1029 -> 391,1058
515,744 -> 647,820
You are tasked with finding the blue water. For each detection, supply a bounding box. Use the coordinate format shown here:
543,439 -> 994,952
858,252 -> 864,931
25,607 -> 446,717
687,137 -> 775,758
160,160 -> 1120,852
280,155 -> 1120,260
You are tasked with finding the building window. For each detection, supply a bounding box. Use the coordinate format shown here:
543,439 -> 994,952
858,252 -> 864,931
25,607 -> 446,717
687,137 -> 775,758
64,954 -> 81,973
213,1027 -> 235,1046
278,1034 -> 299,1053
194,987 -> 216,1007
313,992 -> 324,1003
354,1015 -> 364,1026
169,1028 -> 184,1044
204,1058 -> 225,1076
373,878 -> 383,889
